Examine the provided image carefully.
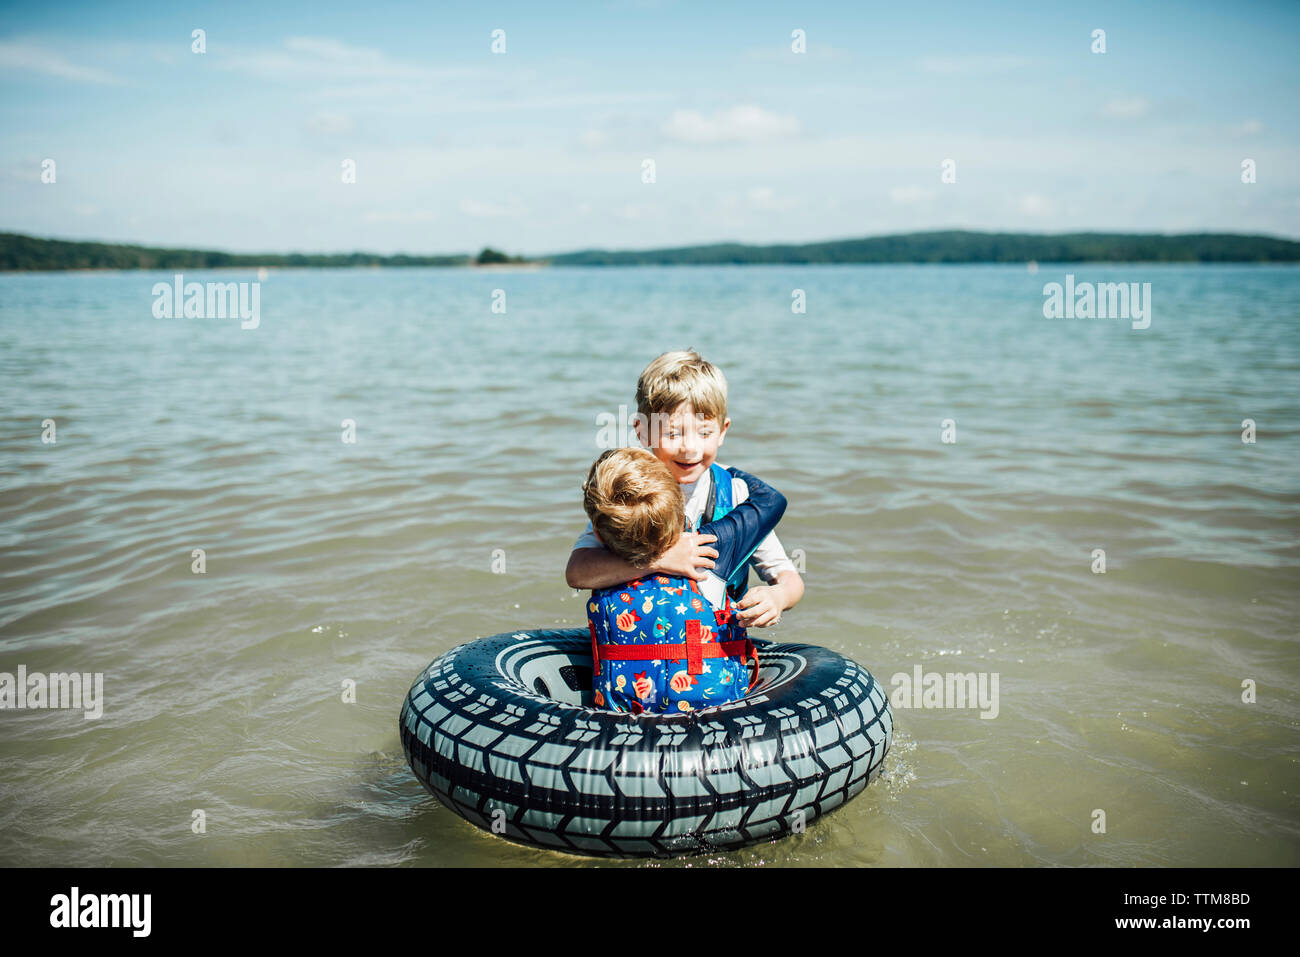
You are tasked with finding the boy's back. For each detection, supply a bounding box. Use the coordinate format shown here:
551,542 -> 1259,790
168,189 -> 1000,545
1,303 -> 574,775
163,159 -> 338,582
583,455 -> 786,714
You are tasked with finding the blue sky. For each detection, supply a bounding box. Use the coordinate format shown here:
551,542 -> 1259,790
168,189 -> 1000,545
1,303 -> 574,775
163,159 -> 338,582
2,0 -> 1297,255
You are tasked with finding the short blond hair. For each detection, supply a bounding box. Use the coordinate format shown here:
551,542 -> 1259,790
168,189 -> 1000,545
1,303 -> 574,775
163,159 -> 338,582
582,448 -> 684,567
635,350 -> 728,423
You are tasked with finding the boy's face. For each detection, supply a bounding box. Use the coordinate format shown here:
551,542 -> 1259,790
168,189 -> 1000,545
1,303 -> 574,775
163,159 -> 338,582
636,403 -> 730,485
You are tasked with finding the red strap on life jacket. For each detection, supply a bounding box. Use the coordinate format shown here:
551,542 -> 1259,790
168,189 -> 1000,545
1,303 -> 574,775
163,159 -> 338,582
685,619 -> 704,674
716,594 -> 757,689
720,592 -> 760,690
596,638 -> 752,667
591,584 -> 761,690
593,633 -> 759,689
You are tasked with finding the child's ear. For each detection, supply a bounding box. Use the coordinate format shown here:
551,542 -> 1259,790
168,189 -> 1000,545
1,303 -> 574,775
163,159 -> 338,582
632,413 -> 649,447
717,416 -> 731,444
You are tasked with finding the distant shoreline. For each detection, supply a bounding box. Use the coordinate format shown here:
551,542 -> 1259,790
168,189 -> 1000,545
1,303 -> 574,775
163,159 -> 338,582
3,229 -> 1298,271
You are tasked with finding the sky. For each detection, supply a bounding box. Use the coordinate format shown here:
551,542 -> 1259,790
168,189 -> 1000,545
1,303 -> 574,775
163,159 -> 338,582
1,0 -> 1297,256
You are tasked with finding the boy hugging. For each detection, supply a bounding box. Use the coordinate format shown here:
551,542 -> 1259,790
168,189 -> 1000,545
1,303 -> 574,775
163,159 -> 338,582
570,351 -> 804,714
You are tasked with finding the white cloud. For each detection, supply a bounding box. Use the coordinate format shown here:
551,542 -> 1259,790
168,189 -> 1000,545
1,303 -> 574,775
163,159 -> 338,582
1231,119 -> 1264,136
459,197 -> 526,218
1018,193 -> 1055,216
1103,97 -> 1150,119
0,40 -> 123,84
614,203 -> 666,221
746,187 -> 797,211
307,112 -> 354,135
918,55 -> 1034,75
662,105 -> 800,144
579,129 -> 608,149
718,187 -> 800,214
890,186 -> 936,206
364,210 -> 434,223
219,36 -> 468,84
745,43 -> 850,62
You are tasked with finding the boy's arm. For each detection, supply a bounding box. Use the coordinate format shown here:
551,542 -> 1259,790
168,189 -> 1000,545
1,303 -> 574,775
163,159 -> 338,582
565,533 -> 720,589
697,467 -> 787,582
565,548 -> 637,590
736,569 -> 804,627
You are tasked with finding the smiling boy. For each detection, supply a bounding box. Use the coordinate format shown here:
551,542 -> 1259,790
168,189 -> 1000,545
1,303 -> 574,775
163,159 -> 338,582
565,350 -> 803,627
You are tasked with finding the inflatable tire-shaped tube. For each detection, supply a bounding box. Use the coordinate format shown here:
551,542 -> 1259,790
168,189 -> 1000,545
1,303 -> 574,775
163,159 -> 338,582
399,628 -> 892,857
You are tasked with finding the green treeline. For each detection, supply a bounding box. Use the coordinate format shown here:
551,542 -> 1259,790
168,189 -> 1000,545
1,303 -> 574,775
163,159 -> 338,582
0,233 -> 470,270
3,229 -> 1298,271
545,231 -> 1300,265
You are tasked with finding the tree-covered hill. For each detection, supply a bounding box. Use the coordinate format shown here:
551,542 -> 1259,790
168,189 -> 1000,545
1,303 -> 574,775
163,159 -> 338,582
543,231 -> 1300,265
3,229 -> 1297,271
0,233 -> 470,270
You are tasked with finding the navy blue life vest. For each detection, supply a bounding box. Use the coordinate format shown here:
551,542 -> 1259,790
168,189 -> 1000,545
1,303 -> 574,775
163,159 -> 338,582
699,463 -> 757,602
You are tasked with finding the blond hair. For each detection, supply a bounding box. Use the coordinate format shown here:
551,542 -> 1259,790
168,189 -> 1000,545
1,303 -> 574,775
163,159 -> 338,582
635,350 -> 728,423
582,448 -> 684,567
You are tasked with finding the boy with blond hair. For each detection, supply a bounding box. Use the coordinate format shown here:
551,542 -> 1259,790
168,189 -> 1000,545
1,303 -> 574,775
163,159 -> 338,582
567,350 -> 803,627
581,447 -> 787,713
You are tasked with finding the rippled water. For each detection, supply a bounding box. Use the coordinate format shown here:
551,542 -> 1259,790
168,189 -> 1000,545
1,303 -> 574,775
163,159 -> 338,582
1,264 -> 1297,866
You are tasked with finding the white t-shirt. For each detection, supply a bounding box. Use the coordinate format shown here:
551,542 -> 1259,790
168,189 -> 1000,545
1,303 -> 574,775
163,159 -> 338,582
573,464 -> 797,607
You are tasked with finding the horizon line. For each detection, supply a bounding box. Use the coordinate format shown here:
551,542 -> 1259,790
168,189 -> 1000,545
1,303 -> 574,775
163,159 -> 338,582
5,226 -> 1300,265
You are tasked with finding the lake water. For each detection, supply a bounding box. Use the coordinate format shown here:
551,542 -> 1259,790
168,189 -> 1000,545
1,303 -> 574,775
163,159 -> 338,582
1,264 -> 1297,866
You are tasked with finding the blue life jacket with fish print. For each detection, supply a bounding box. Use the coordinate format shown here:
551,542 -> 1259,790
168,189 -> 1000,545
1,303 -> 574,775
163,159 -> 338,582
587,573 -> 754,715
587,466 -> 786,715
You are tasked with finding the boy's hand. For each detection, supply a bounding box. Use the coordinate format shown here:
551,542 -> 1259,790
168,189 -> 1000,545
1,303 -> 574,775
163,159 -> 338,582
652,532 -> 718,580
735,585 -> 783,627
